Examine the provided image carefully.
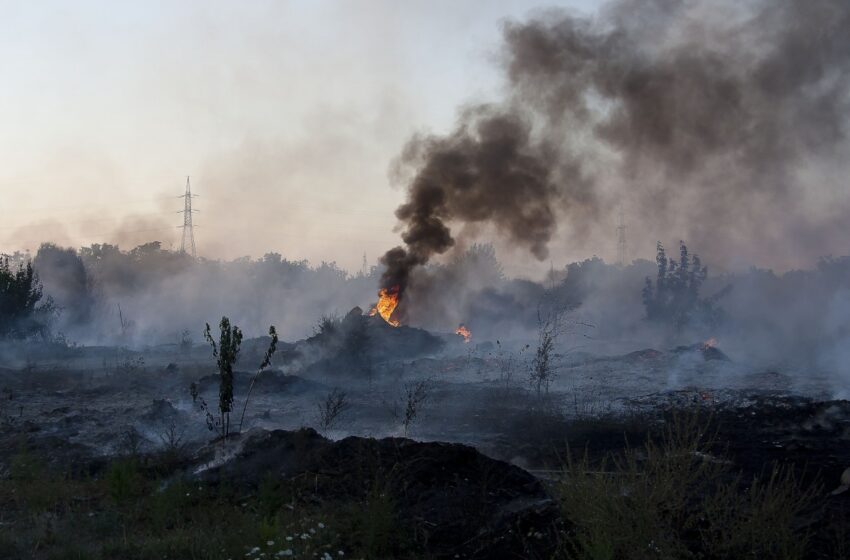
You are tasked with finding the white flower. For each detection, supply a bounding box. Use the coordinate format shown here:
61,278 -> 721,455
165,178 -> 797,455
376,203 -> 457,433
266,541 -> 275,546
338,552 -> 345,557
276,550 -> 293,557
317,522 -> 325,529
286,537 -> 293,541
309,528 -> 316,534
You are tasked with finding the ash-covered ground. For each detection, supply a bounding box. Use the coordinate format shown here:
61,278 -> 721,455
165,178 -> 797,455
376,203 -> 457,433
0,310 -> 844,473
3,308 -> 850,558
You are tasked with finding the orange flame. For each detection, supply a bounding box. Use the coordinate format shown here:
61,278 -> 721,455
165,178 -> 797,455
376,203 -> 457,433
455,324 -> 471,343
370,286 -> 401,327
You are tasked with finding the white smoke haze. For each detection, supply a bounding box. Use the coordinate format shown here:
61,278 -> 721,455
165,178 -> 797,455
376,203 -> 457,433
4,0 -> 850,396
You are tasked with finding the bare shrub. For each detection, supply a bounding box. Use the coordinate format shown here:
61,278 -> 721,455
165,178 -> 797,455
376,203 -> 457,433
188,380 -> 219,434
157,419 -> 187,466
393,379 -> 430,436
158,420 -> 185,454
314,313 -> 340,337
529,298 -> 570,397
316,388 -> 349,434
179,328 -> 192,351
495,340 -> 529,391
237,325 -> 278,432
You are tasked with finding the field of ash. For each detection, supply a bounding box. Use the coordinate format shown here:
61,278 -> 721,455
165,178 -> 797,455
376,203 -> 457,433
2,309 -> 850,559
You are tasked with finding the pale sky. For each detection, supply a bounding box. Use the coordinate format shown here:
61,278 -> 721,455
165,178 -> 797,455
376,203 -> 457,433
0,0 -> 597,274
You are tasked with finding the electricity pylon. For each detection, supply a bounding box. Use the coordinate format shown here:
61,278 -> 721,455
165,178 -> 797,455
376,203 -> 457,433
179,176 -> 198,258
616,205 -> 628,267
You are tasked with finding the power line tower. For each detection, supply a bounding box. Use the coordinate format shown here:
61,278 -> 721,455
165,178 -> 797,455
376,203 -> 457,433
616,205 -> 628,267
360,253 -> 369,277
179,176 -> 198,258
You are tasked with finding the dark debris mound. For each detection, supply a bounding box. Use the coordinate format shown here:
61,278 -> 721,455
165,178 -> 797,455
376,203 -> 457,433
194,428 -> 560,558
671,342 -> 731,361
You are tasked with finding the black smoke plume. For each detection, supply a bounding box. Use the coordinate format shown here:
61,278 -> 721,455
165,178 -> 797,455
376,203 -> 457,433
381,0 -> 850,296
380,108 -> 574,295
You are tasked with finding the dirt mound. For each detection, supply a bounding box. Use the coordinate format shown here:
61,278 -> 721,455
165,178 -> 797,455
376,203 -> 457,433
672,342 -> 731,361
194,428 -> 560,558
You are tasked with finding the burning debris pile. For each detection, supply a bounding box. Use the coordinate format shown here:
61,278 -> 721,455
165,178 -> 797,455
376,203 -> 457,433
455,324 -> 472,343
275,307 -> 445,377
369,286 -> 401,327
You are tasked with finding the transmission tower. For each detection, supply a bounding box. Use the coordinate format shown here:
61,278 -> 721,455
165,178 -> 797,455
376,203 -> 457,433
179,176 -> 198,258
616,205 -> 628,267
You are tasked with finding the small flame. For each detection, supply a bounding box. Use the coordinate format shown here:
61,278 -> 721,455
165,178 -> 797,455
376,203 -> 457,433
456,324 -> 472,343
703,337 -> 718,349
370,286 -> 401,327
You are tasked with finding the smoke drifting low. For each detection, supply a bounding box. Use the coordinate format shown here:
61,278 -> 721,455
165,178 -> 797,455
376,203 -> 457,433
382,0 -> 850,291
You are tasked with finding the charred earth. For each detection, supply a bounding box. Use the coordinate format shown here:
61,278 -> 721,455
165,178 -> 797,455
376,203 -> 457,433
1,316 -> 849,558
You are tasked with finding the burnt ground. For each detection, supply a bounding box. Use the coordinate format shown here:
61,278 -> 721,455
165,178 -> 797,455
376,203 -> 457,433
1,319 -> 850,557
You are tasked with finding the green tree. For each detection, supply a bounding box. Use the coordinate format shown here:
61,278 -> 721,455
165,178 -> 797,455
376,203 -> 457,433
0,257 -> 55,339
204,317 -> 243,438
642,241 -> 723,328
33,243 -> 94,326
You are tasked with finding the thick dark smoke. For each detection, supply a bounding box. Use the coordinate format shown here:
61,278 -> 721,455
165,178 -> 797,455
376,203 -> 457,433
380,108 -> 574,295
382,0 -> 850,294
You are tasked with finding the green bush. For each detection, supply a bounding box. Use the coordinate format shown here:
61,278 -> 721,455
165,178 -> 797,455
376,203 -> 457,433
0,257 -> 55,339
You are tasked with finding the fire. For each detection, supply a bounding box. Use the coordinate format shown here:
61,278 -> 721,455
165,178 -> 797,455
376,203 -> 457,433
370,286 -> 401,327
455,324 -> 472,343
702,337 -> 718,349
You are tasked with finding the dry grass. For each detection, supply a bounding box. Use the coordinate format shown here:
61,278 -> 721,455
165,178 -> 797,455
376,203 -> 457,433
555,410 -> 822,560
0,448 -> 419,560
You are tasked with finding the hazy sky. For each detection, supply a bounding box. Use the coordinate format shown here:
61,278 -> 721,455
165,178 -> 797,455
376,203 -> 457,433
0,0 -> 596,274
